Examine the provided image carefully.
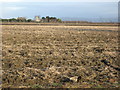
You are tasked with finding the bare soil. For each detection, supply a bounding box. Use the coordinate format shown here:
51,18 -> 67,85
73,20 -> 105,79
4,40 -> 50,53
2,25 -> 120,88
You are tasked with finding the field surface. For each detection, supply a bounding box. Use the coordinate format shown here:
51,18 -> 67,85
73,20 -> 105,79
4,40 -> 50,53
2,25 -> 120,88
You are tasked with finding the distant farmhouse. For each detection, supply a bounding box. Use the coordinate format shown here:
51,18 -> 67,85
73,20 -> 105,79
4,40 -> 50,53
0,16 -> 62,23
34,16 -> 41,22
34,16 -> 61,23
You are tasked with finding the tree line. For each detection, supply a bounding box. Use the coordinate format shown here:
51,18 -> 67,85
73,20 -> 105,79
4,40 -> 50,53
0,16 -> 62,22
0,18 -> 33,22
42,16 -> 61,22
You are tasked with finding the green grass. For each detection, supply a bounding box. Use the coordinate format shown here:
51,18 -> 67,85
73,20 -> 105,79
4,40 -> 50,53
51,83 -> 62,87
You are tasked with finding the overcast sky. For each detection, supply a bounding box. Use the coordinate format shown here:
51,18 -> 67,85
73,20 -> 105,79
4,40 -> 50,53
1,0 -> 119,2
0,0 -> 119,22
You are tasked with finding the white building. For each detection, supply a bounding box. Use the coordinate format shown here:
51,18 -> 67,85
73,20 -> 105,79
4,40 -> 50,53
35,16 -> 41,22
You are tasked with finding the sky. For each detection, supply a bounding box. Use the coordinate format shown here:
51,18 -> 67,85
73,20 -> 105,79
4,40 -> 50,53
0,0 -> 119,22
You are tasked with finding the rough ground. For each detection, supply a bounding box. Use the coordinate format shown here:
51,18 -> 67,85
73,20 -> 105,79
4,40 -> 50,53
2,25 -> 120,88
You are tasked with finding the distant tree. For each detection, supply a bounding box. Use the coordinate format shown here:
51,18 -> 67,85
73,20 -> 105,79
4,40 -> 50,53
27,19 -> 32,22
42,17 -> 45,19
57,18 -> 62,22
53,17 -> 56,19
46,16 -> 50,22
50,17 -> 55,19
9,18 -> 17,22
8,19 -> 12,22
17,17 -> 26,22
1,19 -> 9,22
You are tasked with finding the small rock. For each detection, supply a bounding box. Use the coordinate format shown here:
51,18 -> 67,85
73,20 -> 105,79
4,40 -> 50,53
77,76 -> 82,82
109,79 -> 116,83
60,77 -> 71,83
8,50 -> 13,53
93,47 -> 104,53
101,60 -> 110,66
70,76 -> 78,82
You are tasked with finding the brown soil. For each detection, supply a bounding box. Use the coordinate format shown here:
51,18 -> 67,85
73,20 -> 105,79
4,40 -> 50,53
2,25 -> 120,88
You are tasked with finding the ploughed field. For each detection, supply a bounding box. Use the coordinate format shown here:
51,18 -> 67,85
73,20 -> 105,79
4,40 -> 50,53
2,25 -> 120,88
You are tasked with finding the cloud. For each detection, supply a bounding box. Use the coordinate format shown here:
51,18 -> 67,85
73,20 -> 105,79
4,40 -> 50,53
0,0 -> 23,2
2,6 -> 24,12
31,0 -> 119,2
1,0 -> 119,2
1,6 -> 25,18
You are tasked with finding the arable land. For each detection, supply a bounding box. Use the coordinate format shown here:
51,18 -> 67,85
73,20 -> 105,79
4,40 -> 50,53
2,24 -> 120,88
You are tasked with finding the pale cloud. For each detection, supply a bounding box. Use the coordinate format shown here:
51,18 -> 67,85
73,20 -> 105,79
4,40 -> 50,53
4,7 -> 24,10
1,6 -> 24,18
30,0 -> 119,2
6,7 -> 24,10
0,0 -> 23,2
0,0 -> 119,2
